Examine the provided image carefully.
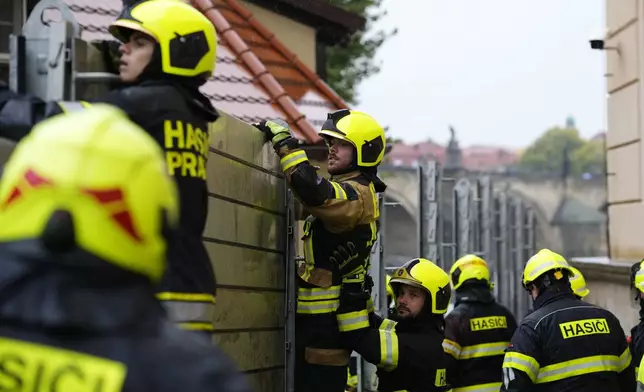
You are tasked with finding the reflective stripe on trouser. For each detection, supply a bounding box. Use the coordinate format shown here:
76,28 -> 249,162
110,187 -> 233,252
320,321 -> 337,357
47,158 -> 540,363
157,292 -> 216,331
453,382 -> 502,391
58,101 -> 92,112
503,347 -> 631,384
297,286 -> 340,315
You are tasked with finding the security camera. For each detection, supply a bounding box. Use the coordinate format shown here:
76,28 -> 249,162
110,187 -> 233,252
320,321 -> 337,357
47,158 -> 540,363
589,38 -> 605,50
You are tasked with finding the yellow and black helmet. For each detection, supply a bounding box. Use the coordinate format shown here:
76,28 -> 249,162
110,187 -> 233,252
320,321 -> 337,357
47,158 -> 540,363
630,260 -> 644,300
385,273 -> 394,301
449,254 -> 491,290
319,109 -> 387,167
0,105 -> 179,282
109,0 -> 217,79
390,258 -> 451,314
568,266 -> 590,298
522,249 -> 575,290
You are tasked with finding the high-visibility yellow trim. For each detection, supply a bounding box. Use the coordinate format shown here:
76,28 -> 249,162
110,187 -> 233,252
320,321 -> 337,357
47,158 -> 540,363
330,181 -> 347,200
369,182 -> 379,219
442,339 -> 462,359
298,286 -> 341,300
299,221 -> 315,283
459,341 -> 510,359
502,352 -> 540,383
178,321 -> 215,332
296,299 -> 339,314
280,150 -> 308,171
156,291 -> 216,304
378,326 -> 399,371
453,382 -> 502,392
337,309 -> 370,332
536,349 -> 631,383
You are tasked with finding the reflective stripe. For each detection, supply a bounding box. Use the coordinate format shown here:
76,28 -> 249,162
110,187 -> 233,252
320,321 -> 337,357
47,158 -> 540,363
330,181 -> 347,200
459,341 -> 510,359
369,182 -> 379,219
300,229 -> 315,282
502,352 -> 540,383
536,350 -> 630,383
58,100 -> 92,112
157,292 -> 216,332
378,321 -> 399,370
367,297 -> 375,313
298,286 -> 341,300
296,299 -> 339,314
280,150 -> 308,171
337,309 -> 369,332
453,382 -> 502,392
442,339 -> 462,359
379,318 -> 397,332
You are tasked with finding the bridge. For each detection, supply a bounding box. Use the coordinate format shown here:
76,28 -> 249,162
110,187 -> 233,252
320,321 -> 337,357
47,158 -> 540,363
379,165 -> 608,266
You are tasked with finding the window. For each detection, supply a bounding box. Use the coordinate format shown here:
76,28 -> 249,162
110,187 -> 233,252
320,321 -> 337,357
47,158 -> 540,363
0,0 -> 39,84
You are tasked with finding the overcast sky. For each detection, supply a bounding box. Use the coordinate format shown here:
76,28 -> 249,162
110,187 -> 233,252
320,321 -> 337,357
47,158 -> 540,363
354,0 -> 606,149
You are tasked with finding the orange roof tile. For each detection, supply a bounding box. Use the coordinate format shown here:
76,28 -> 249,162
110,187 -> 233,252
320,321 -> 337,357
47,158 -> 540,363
61,0 -> 348,143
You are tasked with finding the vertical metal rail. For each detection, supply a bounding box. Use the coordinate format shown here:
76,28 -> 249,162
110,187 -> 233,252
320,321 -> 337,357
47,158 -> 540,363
418,159 -> 441,263
453,178 -> 472,260
284,189 -> 297,392
477,178 -> 493,280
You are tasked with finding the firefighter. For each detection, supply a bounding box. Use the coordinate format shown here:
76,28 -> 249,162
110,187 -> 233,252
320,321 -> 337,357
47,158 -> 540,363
568,266 -> 590,300
443,254 -> 517,391
501,249 -> 634,391
629,260 -> 644,377
335,258 -> 451,391
0,0 -> 219,334
254,110 -> 387,392
0,106 -> 251,391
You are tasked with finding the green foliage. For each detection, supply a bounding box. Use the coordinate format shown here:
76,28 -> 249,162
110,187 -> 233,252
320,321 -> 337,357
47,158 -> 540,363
519,126 -> 605,175
326,0 -> 397,104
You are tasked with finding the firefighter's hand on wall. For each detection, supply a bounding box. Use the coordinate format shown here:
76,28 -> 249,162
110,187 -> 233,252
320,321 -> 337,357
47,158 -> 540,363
90,40 -> 122,75
253,119 -> 294,149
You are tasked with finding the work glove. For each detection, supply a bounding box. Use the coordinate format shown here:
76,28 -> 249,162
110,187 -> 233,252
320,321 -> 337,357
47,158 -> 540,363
330,242 -> 359,271
89,40 -> 122,75
253,119 -> 294,149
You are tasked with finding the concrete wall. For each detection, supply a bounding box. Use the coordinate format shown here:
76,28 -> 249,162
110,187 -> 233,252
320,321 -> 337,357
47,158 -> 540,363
604,0 -> 644,259
239,0 -> 317,71
570,259 -> 638,334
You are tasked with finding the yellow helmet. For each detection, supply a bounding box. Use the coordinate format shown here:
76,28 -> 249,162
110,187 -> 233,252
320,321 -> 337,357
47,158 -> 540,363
386,274 -> 394,300
630,260 -> 644,297
0,105 -> 179,282
390,258 -> 451,314
568,266 -> 590,298
109,0 -> 217,79
449,254 -> 491,290
319,109 -> 387,167
522,249 -> 575,289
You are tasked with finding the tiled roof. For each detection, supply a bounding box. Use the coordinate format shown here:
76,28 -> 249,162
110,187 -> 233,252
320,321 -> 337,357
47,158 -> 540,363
387,141 -> 518,171
62,0 -> 349,143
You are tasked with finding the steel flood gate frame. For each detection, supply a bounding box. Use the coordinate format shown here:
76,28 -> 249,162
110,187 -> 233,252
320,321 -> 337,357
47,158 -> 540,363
415,159 -> 536,319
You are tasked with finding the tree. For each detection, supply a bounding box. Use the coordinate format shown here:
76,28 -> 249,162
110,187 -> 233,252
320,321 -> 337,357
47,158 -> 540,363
571,139 -> 605,175
326,0 -> 397,104
519,126 -> 605,176
519,127 -> 585,174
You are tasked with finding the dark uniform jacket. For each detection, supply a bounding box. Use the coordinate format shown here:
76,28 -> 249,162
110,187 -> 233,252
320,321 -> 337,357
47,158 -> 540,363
337,293 -> 450,392
501,289 -> 634,392
0,81 -> 219,332
0,240 -> 250,392
276,144 -> 385,367
443,284 -> 517,391
630,311 -> 644,376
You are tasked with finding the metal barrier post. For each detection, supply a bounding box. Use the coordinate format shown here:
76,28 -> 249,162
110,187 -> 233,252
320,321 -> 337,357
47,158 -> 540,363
284,188 -> 297,392
453,178 -> 472,260
418,159 -> 441,262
